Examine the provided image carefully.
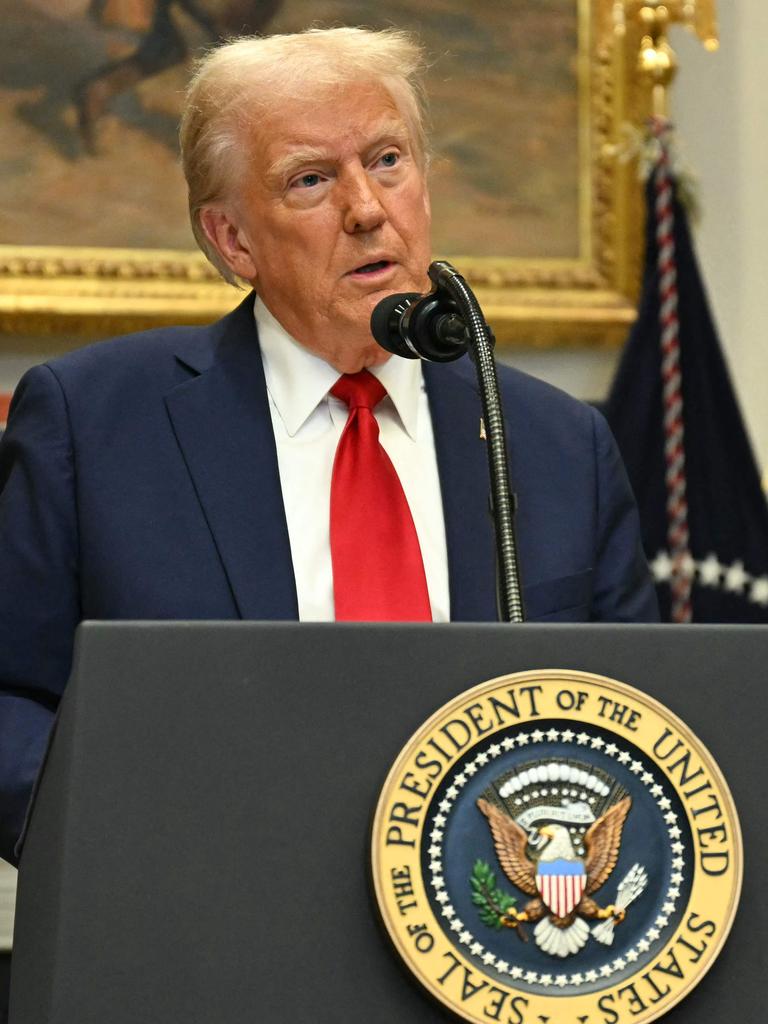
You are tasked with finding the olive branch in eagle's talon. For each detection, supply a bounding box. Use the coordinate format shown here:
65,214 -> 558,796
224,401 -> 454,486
470,860 -> 528,941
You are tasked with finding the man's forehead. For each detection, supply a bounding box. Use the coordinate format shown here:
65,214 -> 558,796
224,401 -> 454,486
251,84 -> 414,173
267,117 -> 410,173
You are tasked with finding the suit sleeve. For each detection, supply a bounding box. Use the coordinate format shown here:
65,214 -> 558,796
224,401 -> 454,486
0,365 -> 80,864
589,406 -> 659,622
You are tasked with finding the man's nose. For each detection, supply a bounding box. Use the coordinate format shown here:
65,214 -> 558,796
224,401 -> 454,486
340,169 -> 386,234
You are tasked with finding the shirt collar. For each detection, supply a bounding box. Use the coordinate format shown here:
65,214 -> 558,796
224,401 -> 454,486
256,297 -> 339,437
370,348 -> 423,441
255,296 -> 423,440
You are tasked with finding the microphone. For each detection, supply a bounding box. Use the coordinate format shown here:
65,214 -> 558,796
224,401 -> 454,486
372,260 -> 523,623
370,290 -> 469,362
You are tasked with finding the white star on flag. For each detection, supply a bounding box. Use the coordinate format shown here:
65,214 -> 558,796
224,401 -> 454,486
725,560 -> 749,593
699,553 -> 723,586
651,550 -> 673,581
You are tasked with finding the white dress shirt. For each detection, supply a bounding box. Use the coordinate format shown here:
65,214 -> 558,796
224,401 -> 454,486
255,297 -> 450,622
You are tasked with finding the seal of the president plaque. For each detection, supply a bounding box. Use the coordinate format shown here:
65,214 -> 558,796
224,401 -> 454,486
371,670 -> 742,1024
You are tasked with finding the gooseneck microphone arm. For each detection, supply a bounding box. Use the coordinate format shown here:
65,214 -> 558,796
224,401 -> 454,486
370,261 -> 525,623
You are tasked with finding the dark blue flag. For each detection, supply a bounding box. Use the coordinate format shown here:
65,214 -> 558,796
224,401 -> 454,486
604,168 -> 768,622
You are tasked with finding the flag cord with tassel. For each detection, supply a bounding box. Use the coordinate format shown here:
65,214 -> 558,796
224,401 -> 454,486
651,116 -> 693,623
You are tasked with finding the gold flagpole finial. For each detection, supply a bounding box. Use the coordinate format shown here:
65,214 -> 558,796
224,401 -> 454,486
684,0 -> 720,52
615,1 -> 720,117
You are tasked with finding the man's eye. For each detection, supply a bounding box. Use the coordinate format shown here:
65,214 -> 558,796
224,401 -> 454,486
292,173 -> 322,189
378,151 -> 399,168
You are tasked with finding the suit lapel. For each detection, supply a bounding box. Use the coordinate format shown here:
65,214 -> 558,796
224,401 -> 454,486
164,298 -> 298,620
424,361 -> 498,621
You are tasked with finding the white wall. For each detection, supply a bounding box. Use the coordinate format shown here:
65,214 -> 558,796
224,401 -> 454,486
672,1 -> 768,472
0,862 -> 15,950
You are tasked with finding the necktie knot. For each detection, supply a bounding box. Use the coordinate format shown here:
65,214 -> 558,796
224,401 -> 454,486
331,370 -> 386,411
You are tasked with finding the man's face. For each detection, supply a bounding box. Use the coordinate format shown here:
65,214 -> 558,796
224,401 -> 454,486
204,81 -> 432,373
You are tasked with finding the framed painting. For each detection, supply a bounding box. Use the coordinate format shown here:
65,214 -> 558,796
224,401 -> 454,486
0,0 -> 650,347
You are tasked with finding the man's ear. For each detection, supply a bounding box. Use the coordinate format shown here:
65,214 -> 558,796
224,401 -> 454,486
199,207 -> 259,282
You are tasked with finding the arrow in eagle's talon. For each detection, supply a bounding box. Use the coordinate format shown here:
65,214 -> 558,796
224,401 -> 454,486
597,903 -> 626,922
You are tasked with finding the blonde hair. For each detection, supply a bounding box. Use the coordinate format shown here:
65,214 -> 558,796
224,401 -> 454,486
180,27 -> 430,283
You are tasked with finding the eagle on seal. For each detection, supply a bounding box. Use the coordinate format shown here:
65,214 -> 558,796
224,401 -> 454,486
477,795 -> 631,958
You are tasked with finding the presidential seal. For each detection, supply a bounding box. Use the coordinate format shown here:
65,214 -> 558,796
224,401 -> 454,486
371,670 -> 742,1024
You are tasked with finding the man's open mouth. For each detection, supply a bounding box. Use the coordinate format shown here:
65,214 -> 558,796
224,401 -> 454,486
352,260 -> 392,274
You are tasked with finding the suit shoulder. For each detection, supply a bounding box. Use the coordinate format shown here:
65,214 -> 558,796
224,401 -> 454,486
40,293 -> 254,389
43,322 -> 215,389
495,361 -> 595,423
434,355 -> 599,442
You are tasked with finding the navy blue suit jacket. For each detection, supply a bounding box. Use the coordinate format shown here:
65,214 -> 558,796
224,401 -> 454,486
0,295 -> 656,863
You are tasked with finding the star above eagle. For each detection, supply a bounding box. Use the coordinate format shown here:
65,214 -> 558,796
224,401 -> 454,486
477,795 -> 632,957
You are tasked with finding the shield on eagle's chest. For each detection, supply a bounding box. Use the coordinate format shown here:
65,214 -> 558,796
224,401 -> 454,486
536,858 -> 587,918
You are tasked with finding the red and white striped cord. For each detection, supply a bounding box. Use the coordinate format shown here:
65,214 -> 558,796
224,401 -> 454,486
652,117 -> 692,623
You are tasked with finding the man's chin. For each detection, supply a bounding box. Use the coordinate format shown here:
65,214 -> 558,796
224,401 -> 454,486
330,344 -> 391,375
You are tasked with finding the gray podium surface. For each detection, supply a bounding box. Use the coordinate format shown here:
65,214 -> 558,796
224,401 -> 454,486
9,623 -> 766,1022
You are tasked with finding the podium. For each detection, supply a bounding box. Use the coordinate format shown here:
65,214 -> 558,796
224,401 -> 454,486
9,622 -> 765,1022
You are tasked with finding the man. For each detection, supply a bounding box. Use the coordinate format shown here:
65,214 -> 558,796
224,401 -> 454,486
0,27 -> 657,865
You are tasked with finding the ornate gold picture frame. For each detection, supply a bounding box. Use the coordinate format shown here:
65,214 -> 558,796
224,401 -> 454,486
0,1 -> 648,348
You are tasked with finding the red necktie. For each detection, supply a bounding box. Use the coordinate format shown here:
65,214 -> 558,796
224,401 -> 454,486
330,371 -> 432,621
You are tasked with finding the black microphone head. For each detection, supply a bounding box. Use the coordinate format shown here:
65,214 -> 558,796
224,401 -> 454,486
370,292 -> 421,358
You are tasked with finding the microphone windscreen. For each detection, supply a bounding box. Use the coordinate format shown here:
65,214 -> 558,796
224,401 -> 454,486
370,292 -> 420,354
